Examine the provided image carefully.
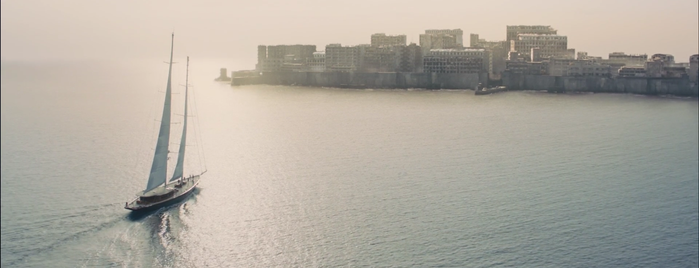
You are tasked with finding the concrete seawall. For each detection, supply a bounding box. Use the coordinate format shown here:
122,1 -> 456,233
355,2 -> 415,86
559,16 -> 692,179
502,72 -> 699,97
231,71 -> 698,97
232,72 -> 488,89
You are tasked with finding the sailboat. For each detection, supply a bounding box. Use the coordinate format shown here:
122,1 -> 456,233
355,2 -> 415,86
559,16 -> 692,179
125,33 -> 206,212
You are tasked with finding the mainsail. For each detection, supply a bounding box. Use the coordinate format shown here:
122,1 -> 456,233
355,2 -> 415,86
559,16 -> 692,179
171,56 -> 189,181
145,33 -> 175,193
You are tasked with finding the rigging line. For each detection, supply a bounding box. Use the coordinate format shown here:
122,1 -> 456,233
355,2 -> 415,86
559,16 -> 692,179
188,63 -> 202,173
194,77 -> 207,172
189,63 -> 207,172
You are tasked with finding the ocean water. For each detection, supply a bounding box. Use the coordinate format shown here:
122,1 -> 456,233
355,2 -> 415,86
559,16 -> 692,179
1,60 -> 697,268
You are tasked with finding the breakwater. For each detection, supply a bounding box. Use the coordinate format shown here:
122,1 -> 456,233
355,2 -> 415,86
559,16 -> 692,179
232,72 -> 488,89
502,72 -> 699,97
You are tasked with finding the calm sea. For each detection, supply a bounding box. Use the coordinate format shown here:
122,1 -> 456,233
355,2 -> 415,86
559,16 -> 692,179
1,60 -> 697,267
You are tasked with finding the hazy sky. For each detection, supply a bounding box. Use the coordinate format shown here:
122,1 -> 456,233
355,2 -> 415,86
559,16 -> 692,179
2,0 -> 697,69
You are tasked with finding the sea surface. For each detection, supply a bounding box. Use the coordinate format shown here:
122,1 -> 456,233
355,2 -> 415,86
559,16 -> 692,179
1,60 -> 698,268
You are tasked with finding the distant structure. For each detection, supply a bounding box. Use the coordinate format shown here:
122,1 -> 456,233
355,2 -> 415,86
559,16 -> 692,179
257,46 -> 266,71
360,45 -> 399,72
577,52 -> 601,61
531,47 -> 542,62
608,52 -> 647,67
308,52 -> 326,72
395,43 -> 423,73
547,58 -> 576,76
423,48 -> 485,74
420,29 -> 463,54
511,34 -> 569,60
650,54 -> 675,65
567,60 -> 611,77
215,68 -> 231,81
690,54 -> 699,83
508,51 -> 520,61
646,54 -> 686,78
257,44 -> 316,72
325,44 -> 361,72
618,66 -> 646,77
506,25 -> 557,44
233,24 -> 697,96
371,33 -> 407,47
425,29 -> 464,46
470,33 -> 508,78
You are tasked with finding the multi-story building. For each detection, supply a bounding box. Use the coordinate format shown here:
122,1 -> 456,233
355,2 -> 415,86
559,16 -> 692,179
505,60 -> 529,74
646,54 -> 680,78
508,51 -> 520,61
360,46 -> 398,72
395,43 -> 423,73
645,60 -> 664,78
506,25 -> 557,44
470,33 -> 508,77
567,60 -> 611,77
608,52 -> 647,66
423,49 -> 485,74
577,52 -> 602,61
618,66 -> 646,77
266,45 -> 316,61
505,60 -> 548,75
607,62 -> 627,77
511,34 -> 568,60
531,48 -> 542,62
257,44 -> 317,72
548,58 -> 576,76
307,52 -> 325,72
371,33 -> 407,47
690,54 -> 699,83
420,33 -> 459,54
650,54 -> 675,65
257,45 -> 267,71
646,53 -> 689,78
469,34 -> 481,48
325,44 -> 361,72
425,29 -> 463,46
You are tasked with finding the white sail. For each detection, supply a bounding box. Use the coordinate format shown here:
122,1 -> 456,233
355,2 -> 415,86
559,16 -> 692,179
145,33 -> 175,193
171,56 -> 189,181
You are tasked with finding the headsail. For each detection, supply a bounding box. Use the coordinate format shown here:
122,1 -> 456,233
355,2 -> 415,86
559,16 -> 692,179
145,33 -> 175,193
171,56 -> 189,181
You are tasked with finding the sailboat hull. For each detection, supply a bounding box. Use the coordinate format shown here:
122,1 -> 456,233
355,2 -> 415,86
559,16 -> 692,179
125,175 -> 202,212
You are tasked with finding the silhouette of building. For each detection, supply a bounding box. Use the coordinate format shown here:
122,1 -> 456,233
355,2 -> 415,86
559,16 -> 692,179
371,33 -> 407,47
423,49 -> 485,74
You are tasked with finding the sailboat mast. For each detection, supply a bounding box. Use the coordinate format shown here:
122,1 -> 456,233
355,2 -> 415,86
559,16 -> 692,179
172,56 -> 189,183
145,33 -> 175,193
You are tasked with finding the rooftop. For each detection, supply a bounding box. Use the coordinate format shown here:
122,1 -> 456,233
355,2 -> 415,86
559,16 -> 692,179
507,25 -> 555,29
429,48 -> 485,52
425,29 -> 463,32
517,34 -> 566,37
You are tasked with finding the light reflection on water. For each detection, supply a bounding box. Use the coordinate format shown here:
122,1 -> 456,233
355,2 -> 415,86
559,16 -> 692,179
1,60 -> 697,267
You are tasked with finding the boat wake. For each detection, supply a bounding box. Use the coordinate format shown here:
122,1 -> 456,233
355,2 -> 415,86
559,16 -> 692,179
3,203 -> 125,267
81,198 -> 199,267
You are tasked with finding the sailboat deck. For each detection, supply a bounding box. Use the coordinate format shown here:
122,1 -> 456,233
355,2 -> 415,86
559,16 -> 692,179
126,175 -> 201,211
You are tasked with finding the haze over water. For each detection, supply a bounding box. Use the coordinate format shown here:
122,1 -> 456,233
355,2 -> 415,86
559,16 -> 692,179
1,60 -> 697,267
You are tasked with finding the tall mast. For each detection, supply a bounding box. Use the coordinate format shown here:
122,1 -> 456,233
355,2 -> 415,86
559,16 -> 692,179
172,56 -> 189,182
145,33 -> 174,192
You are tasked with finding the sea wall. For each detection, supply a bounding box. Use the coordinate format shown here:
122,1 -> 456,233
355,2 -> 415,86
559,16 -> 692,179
502,72 -> 699,97
232,72 -> 488,89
